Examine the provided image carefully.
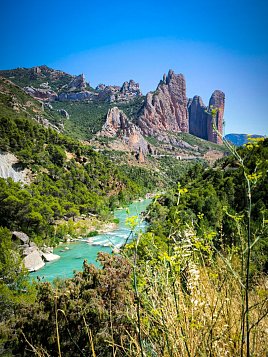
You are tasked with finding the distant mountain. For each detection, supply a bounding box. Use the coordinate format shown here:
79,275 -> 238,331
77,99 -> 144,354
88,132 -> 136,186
224,133 -> 264,146
0,65 -> 226,157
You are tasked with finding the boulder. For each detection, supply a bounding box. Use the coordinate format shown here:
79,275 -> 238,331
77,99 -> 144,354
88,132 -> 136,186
58,109 -> 69,119
41,252 -> 60,262
23,250 -> 45,272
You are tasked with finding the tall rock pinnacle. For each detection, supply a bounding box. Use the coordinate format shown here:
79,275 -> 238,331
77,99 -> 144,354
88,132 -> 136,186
188,96 -> 208,140
207,90 -> 225,144
137,70 -> 189,136
188,90 -> 225,144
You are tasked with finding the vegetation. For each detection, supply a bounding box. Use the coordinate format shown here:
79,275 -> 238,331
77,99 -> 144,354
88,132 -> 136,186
0,66 -> 73,91
117,96 -> 145,122
52,101 -> 110,139
0,73 -> 267,356
1,134 -> 267,356
176,132 -> 226,152
0,115 -> 151,238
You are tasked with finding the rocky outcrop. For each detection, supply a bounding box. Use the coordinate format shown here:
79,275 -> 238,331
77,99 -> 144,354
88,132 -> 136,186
96,80 -> 142,103
137,70 -> 188,136
0,151 -> 31,183
58,109 -> 69,119
11,231 -> 60,272
188,90 -> 225,144
98,107 -> 149,154
34,115 -> 63,132
67,74 -> 87,91
58,90 -> 96,101
119,80 -> 142,101
207,90 -> 225,144
188,96 -> 208,140
24,86 -> 57,101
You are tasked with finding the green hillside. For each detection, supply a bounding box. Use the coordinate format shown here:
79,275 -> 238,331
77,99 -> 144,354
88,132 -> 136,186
1,137 -> 267,356
52,101 -> 110,139
0,65 -> 73,91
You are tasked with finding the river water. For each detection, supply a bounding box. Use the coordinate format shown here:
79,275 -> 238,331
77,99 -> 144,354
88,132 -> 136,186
30,199 -> 151,282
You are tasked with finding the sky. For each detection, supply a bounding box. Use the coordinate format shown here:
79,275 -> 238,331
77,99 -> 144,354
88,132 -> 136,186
1,0 -> 268,135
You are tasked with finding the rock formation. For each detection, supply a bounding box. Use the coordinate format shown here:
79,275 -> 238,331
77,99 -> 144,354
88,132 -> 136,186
67,74 -> 87,91
188,90 -> 225,144
58,91 -> 96,101
98,107 -> 149,154
207,90 -> 225,144
188,96 -> 208,140
96,80 -> 142,103
1,65 -> 226,145
12,231 -> 60,272
58,109 -> 69,119
23,86 -> 57,101
137,70 -> 188,136
0,151 -> 31,183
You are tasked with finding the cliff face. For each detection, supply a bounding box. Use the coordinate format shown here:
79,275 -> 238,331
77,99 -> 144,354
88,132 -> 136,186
97,107 -> 150,154
188,96 -> 208,140
96,80 -> 142,103
188,90 -> 225,143
138,70 -> 188,136
0,66 -> 226,145
207,90 -> 225,144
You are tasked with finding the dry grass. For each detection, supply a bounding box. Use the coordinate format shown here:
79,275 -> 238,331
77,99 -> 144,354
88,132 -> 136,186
121,257 -> 268,357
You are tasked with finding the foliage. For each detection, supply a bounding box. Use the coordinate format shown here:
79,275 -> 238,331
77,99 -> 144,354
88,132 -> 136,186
146,138 -> 268,272
0,113 -> 147,240
0,66 -> 73,91
52,101 -> 110,140
6,253 -> 137,356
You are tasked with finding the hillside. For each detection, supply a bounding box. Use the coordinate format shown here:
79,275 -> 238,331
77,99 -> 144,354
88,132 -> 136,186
0,66 -> 226,155
1,137 -> 267,356
0,65 -> 74,91
0,78 -> 163,240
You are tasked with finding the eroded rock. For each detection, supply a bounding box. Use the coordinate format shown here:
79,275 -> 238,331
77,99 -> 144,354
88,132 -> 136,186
138,70 -> 188,136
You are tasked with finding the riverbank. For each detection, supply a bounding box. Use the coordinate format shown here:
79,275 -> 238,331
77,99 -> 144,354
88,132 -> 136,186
29,198 -> 152,282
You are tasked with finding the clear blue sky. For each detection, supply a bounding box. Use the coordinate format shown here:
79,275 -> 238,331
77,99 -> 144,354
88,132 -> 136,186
1,0 -> 268,135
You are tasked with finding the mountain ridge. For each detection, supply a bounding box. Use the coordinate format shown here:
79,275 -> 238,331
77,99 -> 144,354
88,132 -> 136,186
0,65 -> 227,161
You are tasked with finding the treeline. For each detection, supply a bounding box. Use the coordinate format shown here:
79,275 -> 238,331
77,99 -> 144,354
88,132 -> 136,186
0,115 -> 148,240
145,137 -> 268,272
1,138 -> 268,356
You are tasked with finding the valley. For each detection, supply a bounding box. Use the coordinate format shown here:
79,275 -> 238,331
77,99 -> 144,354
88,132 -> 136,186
0,64 -> 267,356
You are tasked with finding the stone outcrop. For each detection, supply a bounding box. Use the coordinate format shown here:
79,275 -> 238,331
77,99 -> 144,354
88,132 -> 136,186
207,90 -> 225,144
35,115 -> 63,132
188,90 -> 225,144
119,80 -> 142,101
188,96 -> 208,140
66,74 -> 87,91
24,86 -> 57,101
98,107 -> 149,154
58,91 -> 96,101
12,231 -> 60,272
96,80 -> 142,103
137,70 -> 188,136
58,109 -> 69,119
0,151 -> 31,183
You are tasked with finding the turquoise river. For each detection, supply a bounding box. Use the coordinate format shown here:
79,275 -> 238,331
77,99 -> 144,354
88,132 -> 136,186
30,199 -> 151,282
